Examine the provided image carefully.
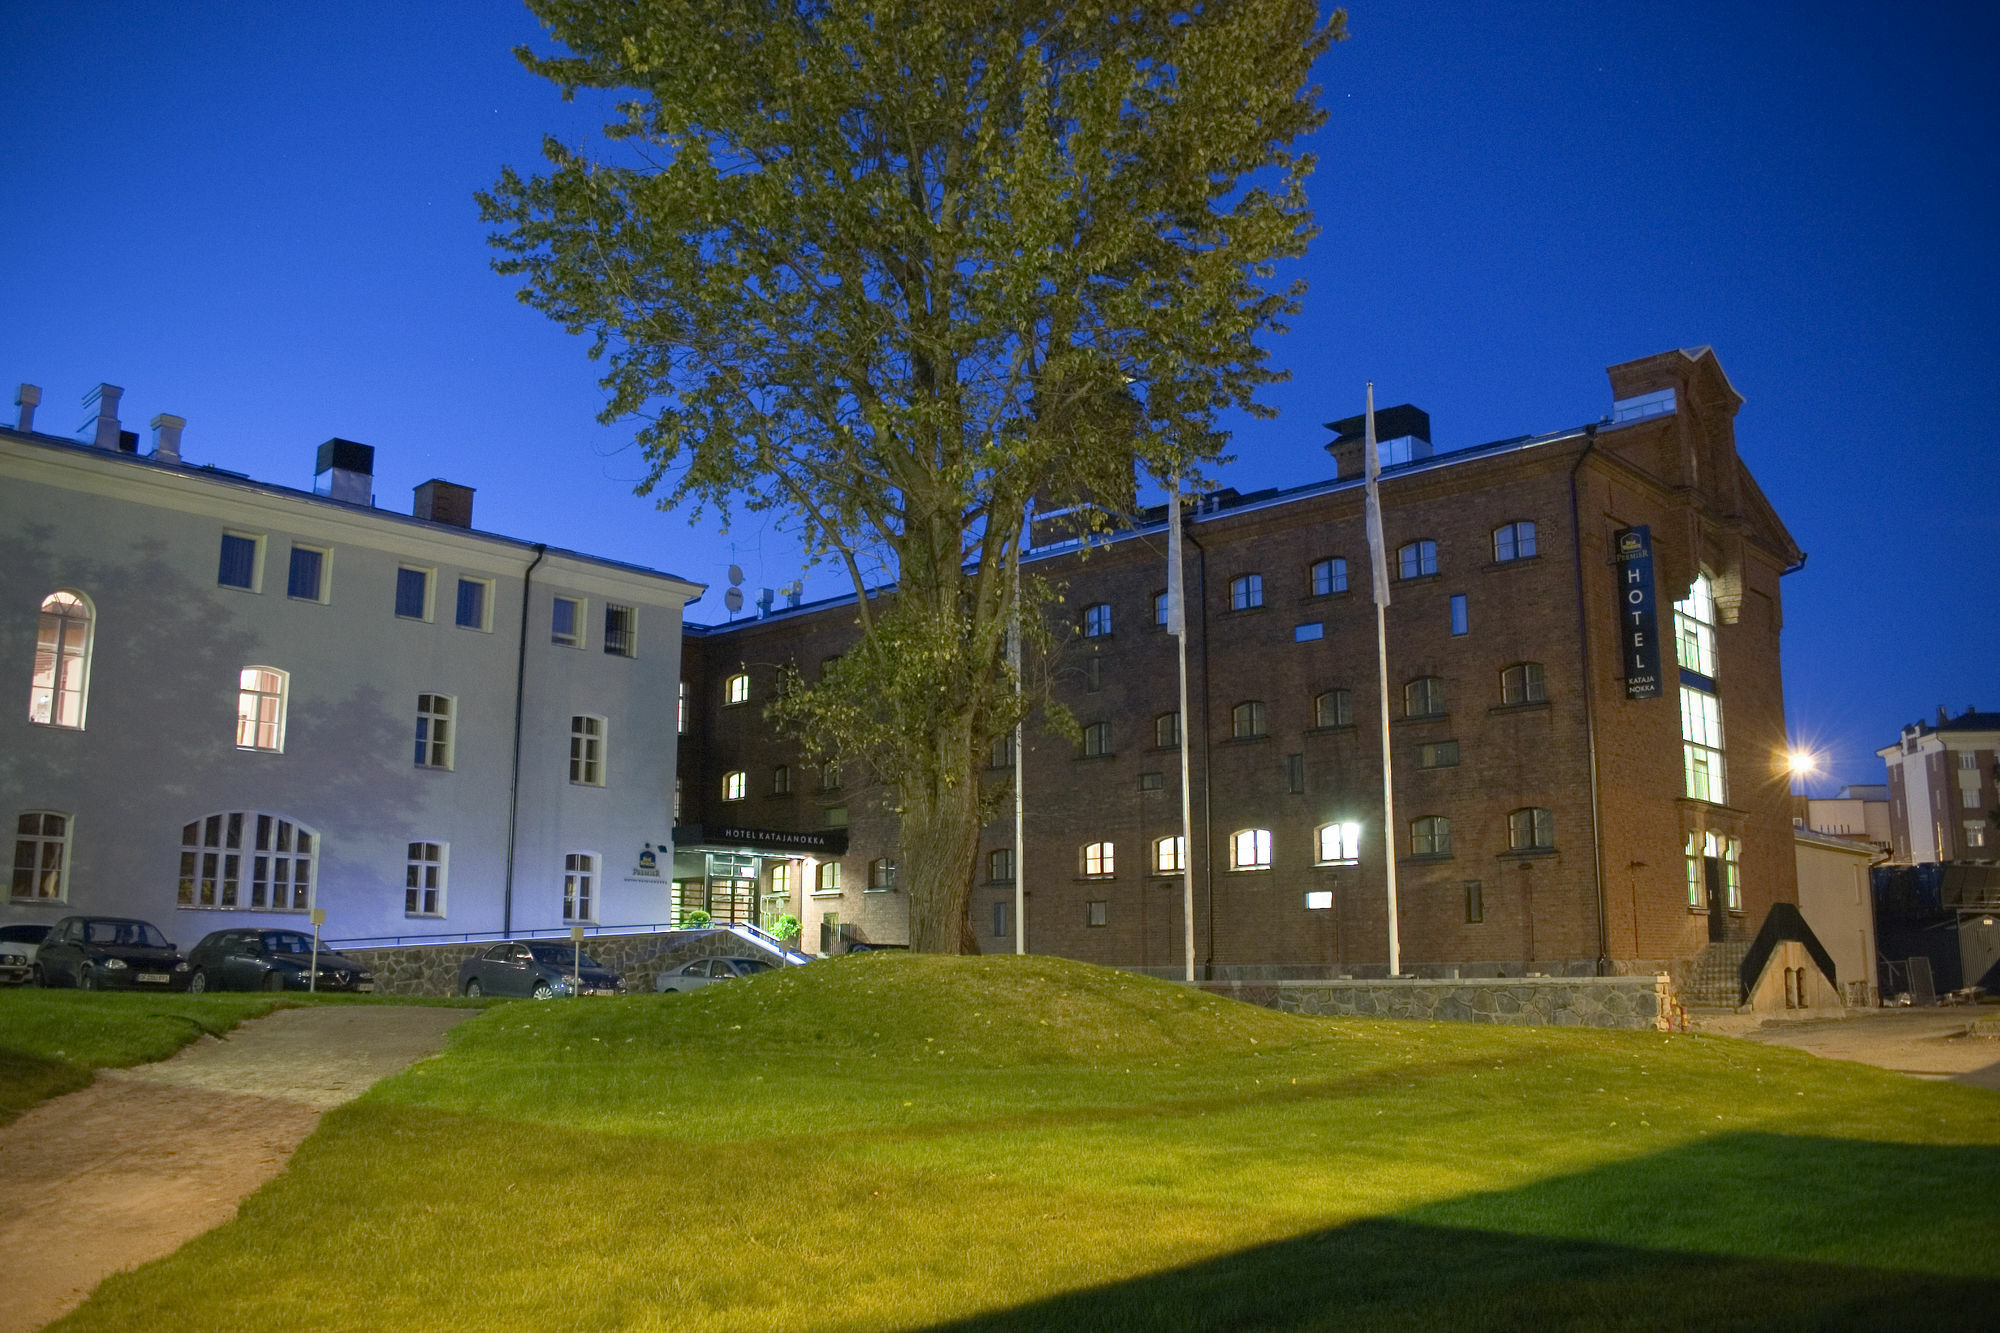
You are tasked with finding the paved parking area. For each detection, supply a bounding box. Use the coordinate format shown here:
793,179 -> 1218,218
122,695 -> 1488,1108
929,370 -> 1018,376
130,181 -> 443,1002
1724,1008 -> 2000,1090
0,1005 -> 472,1333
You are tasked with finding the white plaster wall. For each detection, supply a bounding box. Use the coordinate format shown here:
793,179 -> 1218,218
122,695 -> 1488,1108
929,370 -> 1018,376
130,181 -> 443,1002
1793,832 -> 1876,1003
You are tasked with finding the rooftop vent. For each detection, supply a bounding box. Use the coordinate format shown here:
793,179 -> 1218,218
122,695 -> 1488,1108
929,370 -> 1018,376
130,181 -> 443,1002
14,384 -> 40,432
150,413 -> 185,463
314,438 -> 375,506
80,383 -> 123,449
1612,387 -> 1676,423
413,479 -> 474,529
1323,404 -> 1431,478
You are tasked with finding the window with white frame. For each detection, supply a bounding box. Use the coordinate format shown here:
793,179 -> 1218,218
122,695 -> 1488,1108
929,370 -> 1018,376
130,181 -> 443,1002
1232,700 -> 1267,739
817,861 -> 842,894
869,858 -> 897,891
1082,603 -> 1112,637
1411,816 -> 1452,857
1404,676 -> 1446,718
570,715 -> 605,786
768,861 -> 794,906
1501,662 -> 1547,705
415,694 -> 453,769
1315,689 -> 1352,729
988,847 -> 1014,883
287,546 -> 328,602
406,841 -> 446,916
236,667 -> 288,751
1684,831 -> 1742,911
217,532 -> 262,591
722,770 -> 747,801
564,852 -> 596,921
395,566 -> 431,620
12,812 -> 70,901
1963,789 -> 1983,810
1508,807 -> 1554,850
1155,712 -> 1180,749
603,604 -> 636,657
1154,834 -> 1185,874
552,595 -> 583,647
1397,540 -> 1437,580
455,577 -> 492,631
1964,822 -> 1987,849
725,673 -> 750,704
1316,822 -> 1361,864
1081,841 -> 1115,878
1311,557 -> 1348,596
179,812 -> 315,910
1493,521 -> 1537,562
1230,828 -> 1272,871
1674,574 -> 1718,678
1680,686 -> 1726,803
1229,574 -> 1264,610
30,591 -> 91,728
1082,722 -> 1112,757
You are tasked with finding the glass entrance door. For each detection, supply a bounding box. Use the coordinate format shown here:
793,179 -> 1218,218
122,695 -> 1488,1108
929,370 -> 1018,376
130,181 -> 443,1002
707,878 -> 756,926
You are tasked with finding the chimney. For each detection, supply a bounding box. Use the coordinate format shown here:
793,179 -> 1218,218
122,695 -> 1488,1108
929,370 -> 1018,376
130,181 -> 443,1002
314,438 -> 375,505
80,383 -> 123,449
1323,404 -> 1431,480
150,413 -> 185,463
412,479 -> 475,528
757,587 -> 775,618
14,384 -> 39,432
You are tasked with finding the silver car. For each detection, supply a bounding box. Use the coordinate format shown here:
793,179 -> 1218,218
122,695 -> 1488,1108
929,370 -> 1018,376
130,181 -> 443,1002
654,956 -> 776,992
0,923 -> 52,985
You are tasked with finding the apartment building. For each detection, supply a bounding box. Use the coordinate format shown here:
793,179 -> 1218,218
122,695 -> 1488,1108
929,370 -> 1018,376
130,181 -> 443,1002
1879,708 -> 2000,864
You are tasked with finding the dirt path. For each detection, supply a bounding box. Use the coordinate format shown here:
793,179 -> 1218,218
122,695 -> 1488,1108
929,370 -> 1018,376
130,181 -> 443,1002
1719,1008 -> 2000,1090
0,1004 -> 473,1333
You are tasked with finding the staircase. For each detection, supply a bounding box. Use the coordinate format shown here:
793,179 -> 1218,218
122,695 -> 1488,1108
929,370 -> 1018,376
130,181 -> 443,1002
1680,942 -> 1750,1007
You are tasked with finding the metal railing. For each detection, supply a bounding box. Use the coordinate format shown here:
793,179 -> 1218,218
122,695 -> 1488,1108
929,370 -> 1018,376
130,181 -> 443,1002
327,918 -> 814,965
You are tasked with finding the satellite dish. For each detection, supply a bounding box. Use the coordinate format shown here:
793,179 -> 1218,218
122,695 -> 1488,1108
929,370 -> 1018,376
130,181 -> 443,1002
728,565 -> 744,586
724,587 -> 744,613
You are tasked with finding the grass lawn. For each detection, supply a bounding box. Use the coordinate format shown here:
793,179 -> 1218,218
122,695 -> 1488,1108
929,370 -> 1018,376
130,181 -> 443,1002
0,987 -> 487,1123
49,955 -> 2000,1331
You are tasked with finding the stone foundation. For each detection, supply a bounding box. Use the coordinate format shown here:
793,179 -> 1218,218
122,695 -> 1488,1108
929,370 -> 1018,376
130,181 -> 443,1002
1201,974 -> 1673,1030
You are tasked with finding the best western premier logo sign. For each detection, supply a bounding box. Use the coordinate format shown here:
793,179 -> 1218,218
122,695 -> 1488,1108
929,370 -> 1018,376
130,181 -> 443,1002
1614,526 -> 1662,700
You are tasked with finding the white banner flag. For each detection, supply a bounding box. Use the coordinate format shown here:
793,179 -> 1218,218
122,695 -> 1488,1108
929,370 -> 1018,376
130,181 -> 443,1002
1363,384 -> 1392,608
1166,481 -> 1186,637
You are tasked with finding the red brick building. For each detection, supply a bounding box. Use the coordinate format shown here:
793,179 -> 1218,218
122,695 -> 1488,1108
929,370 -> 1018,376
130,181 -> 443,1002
675,347 -> 1805,983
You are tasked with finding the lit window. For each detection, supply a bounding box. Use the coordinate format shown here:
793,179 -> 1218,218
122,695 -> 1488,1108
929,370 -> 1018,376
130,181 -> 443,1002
12,812 -> 70,901
1081,841 -> 1115,878
1230,828 -> 1272,871
1680,687 -> 1726,803
1086,900 -> 1108,927
677,680 -> 687,733
1418,740 -> 1460,769
817,861 -> 843,893
395,567 -> 430,620
287,546 -> 327,602
767,862 -> 794,907
1155,712 -> 1180,749
415,694 -> 453,769
1082,603 -> 1112,637
179,812 -> 315,910
989,848 -> 1014,883
1082,722 -> 1112,757
1315,689 -> 1352,729
406,841 -> 446,917
1154,835 -> 1186,874
722,770 -> 747,801
1960,753 -> 1979,770
1311,558 -> 1348,596
1450,594 -> 1468,636
1229,574 -> 1263,610
218,533 -> 261,590
29,591 -> 91,728
1306,891 -> 1333,910
1404,677 -> 1446,718
564,853 -> 596,921
456,578 -> 491,631
1493,522 -> 1537,563
1501,663 -> 1547,705
236,668 -> 288,752
773,765 -> 791,795
869,858 -> 897,891
725,673 -> 750,704
1674,574 -> 1717,678
1411,816 -> 1452,857
1685,832 -> 1704,909
1964,823 -> 1987,849
1316,822 -> 1361,864
1232,700 -> 1267,739
604,604 -> 636,657
570,715 -> 605,786
552,596 -> 582,647
1397,540 -> 1437,580
1508,807 -> 1554,850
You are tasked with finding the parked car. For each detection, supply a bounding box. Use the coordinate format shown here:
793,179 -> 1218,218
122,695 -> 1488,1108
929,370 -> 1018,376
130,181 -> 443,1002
33,916 -> 191,990
457,941 -> 623,998
0,923 -> 53,985
184,929 -> 375,993
655,956 -> 777,992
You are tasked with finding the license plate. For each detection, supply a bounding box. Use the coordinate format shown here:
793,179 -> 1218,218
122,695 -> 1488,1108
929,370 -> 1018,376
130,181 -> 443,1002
585,988 -> 619,996
357,982 -> 375,992
137,973 -> 171,984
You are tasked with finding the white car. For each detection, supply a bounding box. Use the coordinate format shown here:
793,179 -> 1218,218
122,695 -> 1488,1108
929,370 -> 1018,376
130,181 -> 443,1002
0,923 -> 53,985
654,956 -> 778,992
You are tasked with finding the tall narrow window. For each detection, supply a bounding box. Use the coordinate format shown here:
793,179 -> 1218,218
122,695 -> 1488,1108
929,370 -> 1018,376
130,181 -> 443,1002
1082,722 -> 1112,757
1493,522 -> 1537,562
1404,677 -> 1446,718
1317,822 -> 1361,864
1082,603 -> 1112,637
12,812 -> 70,901
30,591 -> 91,728
178,813 -> 314,910
405,842 -> 446,917
217,533 -> 260,590
1154,835 -> 1186,874
1287,753 -> 1305,794
1155,711 -> 1180,748
287,546 -> 326,601
993,901 -> 1010,937
1081,841 -> 1115,877
1230,828 -> 1273,871
1465,880 -> 1484,923
772,765 -> 791,795
1411,816 -> 1452,857
1675,574 -> 1718,679
1229,574 -> 1264,610
564,853 -> 596,921
821,761 -> 842,790
569,715 -> 605,786
552,596 -> 582,647
1232,700 -> 1267,739
235,668 -> 288,752
1450,594 -> 1469,636
455,578 -> 491,630
1315,689 -> 1352,729
1310,558 -> 1347,596
988,732 -> 1015,768
724,673 -> 750,704
722,770 -> 747,801
1508,807 -> 1555,850
1154,591 -> 1170,627
395,567 -> 430,620
603,604 -> 636,657
989,847 -> 1014,883
1501,663 -> 1547,705
677,680 -> 687,733
415,694 -> 453,769
1680,687 -> 1726,803
1397,540 -> 1437,579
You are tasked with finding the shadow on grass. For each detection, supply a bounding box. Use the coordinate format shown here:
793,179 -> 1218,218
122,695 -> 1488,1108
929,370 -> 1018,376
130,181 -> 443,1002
0,1049 -> 90,1124
928,1135 -> 2000,1333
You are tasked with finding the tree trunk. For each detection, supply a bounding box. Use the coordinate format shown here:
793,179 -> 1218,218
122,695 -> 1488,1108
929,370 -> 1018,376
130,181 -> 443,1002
902,757 -> 986,954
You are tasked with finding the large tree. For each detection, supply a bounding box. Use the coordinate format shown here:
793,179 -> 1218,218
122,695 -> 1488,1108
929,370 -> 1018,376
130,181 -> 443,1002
482,0 -> 1339,951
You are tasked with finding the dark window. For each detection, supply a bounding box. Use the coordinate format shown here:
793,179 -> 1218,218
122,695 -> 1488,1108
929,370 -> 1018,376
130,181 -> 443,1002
1494,522 -> 1537,563
1418,740 -> 1459,769
1412,816 -> 1452,857
988,848 -> 1014,883
1397,540 -> 1437,580
1287,753 -> 1305,794
1465,880 -> 1484,923
993,900 -> 1010,937
1404,677 -> 1446,718
456,578 -> 487,629
1086,900 -> 1108,927
1138,771 -> 1164,792
551,596 -> 580,646
604,604 -> 636,657
1232,700 -> 1267,739
218,534 -> 257,589
1502,663 -> 1548,705
1084,656 -> 1102,692
1155,712 -> 1180,749
1509,807 -> 1554,850
286,547 -> 323,600
1315,689 -> 1352,728
395,567 -> 428,619
1229,574 -> 1264,610
1082,722 -> 1112,757
1310,558 -> 1347,596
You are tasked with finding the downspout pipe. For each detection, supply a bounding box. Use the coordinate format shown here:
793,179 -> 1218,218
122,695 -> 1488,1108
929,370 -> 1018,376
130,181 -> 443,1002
1184,518 -> 1216,977
1567,430 -> 1609,975
503,543 -> 548,935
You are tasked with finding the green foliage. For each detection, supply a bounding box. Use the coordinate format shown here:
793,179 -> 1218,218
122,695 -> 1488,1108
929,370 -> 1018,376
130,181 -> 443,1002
766,913 -> 802,941
482,0 -> 1343,946
681,908 -> 713,929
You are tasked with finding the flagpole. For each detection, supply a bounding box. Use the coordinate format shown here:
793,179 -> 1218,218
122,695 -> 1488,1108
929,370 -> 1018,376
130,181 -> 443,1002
1168,479 -> 1196,984
1364,384 -> 1402,977
1011,551 -> 1026,956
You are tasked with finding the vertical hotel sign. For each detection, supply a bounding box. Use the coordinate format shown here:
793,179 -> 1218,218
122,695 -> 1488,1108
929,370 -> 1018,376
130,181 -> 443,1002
1614,526 -> 1662,699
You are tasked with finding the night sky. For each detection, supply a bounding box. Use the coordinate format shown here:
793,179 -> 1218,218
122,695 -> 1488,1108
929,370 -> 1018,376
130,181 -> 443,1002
3,2 -> 1993,790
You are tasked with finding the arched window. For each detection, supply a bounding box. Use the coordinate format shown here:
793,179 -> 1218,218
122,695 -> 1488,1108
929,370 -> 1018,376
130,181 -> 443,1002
817,861 -> 843,894
236,668 -> 289,752
1310,558 -> 1347,596
1153,835 -> 1186,874
1314,689 -> 1352,728
1081,841 -> 1115,878
1509,808 -> 1554,850
1230,828 -> 1272,870
869,858 -> 897,891
1411,816 -> 1452,857
12,812 -> 71,901
1232,700 -> 1267,739
1316,822 -> 1360,864
1154,712 -> 1180,748
1082,603 -> 1112,637
1493,521 -> 1537,562
30,591 -> 93,728
1404,677 -> 1446,718
1500,663 -> 1547,705
1397,540 -> 1437,579
179,812 -> 317,910
724,672 -> 750,704
988,847 -> 1014,883
722,770 -> 747,801
1082,721 -> 1113,757
1229,574 -> 1264,610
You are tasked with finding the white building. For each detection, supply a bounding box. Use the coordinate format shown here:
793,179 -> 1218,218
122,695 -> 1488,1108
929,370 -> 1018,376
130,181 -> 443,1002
4,383 -> 701,948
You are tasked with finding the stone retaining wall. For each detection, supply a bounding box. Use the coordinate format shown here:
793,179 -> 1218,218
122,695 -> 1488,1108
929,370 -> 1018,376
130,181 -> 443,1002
1201,975 -> 1673,1030
339,929 -> 792,996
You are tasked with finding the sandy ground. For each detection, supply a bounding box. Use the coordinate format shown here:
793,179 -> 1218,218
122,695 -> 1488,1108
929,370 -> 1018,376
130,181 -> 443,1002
0,1004 -> 472,1333
1700,1007 -> 2000,1090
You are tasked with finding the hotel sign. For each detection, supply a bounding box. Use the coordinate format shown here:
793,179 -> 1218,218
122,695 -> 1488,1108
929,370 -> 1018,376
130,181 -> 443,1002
1614,526 -> 1662,700
671,823 -> 850,856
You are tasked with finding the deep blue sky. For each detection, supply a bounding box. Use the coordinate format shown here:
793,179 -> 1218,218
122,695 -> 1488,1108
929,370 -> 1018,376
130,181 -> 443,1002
3,2 -> 1993,789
